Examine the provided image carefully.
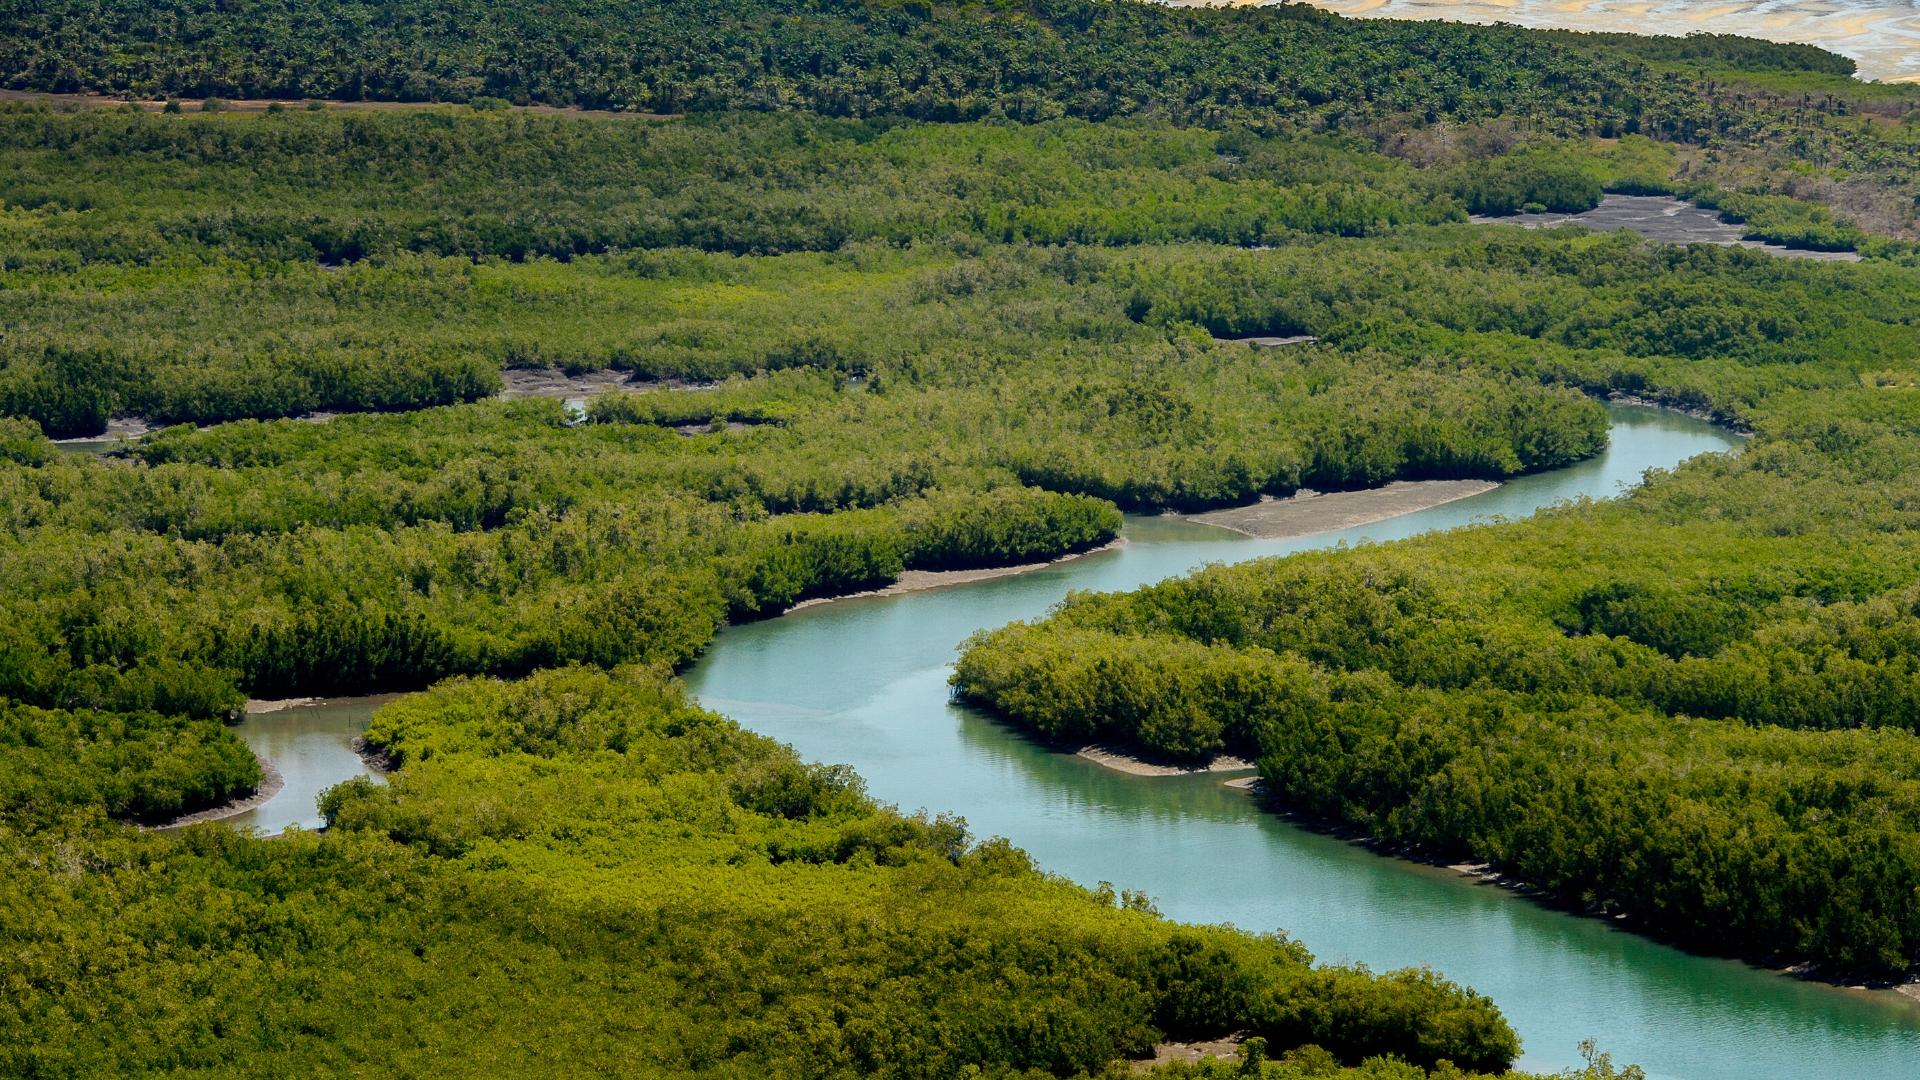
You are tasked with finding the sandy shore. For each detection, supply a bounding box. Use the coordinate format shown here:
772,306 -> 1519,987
1212,334 -> 1319,347
150,753 -> 284,829
787,540 -> 1124,611
1128,1035 -> 1245,1073
1075,744 -> 1256,777
244,696 -> 322,713
1214,0 -> 1920,81
1185,478 -> 1499,539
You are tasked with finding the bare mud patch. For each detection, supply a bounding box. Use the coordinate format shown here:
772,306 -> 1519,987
1472,195 -> 1863,261
786,540 -> 1124,611
1076,744 -> 1257,777
1185,479 -> 1499,539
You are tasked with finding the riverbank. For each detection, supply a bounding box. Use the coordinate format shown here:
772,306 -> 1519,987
1220,775 -> 1920,1007
1076,744 -> 1254,777
787,540 -> 1126,611
1184,479 -> 1500,539
151,753 -> 284,829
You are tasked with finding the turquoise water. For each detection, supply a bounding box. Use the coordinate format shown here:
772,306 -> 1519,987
684,405 -> 1920,1079
231,404 -> 1919,1075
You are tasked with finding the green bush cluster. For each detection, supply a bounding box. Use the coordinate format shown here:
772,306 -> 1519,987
957,386 -> 1920,976
0,664 -> 1533,1077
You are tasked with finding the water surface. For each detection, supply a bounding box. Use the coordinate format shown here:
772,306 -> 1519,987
225,697 -> 391,833
685,405 -> 1920,1079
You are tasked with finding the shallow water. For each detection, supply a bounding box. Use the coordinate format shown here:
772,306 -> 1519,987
683,404 -> 1920,1078
225,405 -> 1919,1074
1474,194 -> 1864,261
224,697 -> 391,833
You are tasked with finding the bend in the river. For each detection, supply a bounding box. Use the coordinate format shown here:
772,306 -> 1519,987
228,404 -> 1920,1079
681,404 -> 1919,1080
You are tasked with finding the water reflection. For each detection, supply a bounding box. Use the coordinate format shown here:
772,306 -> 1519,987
687,406 -> 1920,1078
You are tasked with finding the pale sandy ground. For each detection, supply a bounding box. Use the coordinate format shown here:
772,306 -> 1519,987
498,368 -> 646,400
244,696 -> 322,713
1076,744 -> 1257,776
1472,195 -> 1865,263
787,540 -> 1125,610
1128,1035 -> 1246,1072
1212,334 -> 1320,347
1185,478 -> 1499,539
1176,0 -> 1920,81
150,754 -> 283,829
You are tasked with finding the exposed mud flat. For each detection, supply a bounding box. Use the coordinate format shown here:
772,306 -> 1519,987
51,416 -> 154,452
786,540 -> 1125,611
1185,478 -> 1500,539
1473,194 -> 1864,261
1127,1034 -> 1246,1072
1075,744 -> 1257,777
497,368 -> 644,399
1213,334 -> 1319,347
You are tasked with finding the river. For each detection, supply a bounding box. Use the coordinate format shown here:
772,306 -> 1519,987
230,403 -> 1920,1078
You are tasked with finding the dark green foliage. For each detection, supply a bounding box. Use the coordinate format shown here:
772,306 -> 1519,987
0,701 -> 259,823
0,0 -> 1835,127
1449,147 -> 1604,215
3,12 -> 1916,1066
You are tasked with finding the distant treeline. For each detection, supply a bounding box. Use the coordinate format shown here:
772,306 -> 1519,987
0,0 -> 1854,124
5,0 -> 1915,245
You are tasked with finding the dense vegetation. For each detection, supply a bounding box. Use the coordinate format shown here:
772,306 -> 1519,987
0,664 -> 1531,1077
0,101 -> 1634,1076
6,2 -> 1920,1072
956,264 -> 1920,976
0,0 -> 1849,122
7,0 -> 1917,239
0,105 -> 1658,434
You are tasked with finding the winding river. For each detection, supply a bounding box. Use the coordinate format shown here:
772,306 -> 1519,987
232,403 -> 1920,1078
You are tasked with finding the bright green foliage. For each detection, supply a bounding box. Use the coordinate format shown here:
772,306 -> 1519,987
0,664 -> 1528,1077
957,390 -> 1920,975
0,700 -> 258,824
4,10 -> 1917,1068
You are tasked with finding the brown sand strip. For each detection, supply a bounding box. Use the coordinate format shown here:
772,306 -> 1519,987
787,540 -> 1124,611
1076,744 -> 1255,777
1185,479 -> 1498,540
150,754 -> 283,830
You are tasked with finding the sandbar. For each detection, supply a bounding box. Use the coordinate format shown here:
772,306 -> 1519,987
1185,478 -> 1499,539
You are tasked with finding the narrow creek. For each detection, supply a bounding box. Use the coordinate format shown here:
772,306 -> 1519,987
226,404 -> 1920,1078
